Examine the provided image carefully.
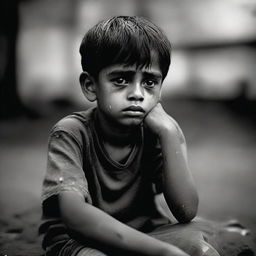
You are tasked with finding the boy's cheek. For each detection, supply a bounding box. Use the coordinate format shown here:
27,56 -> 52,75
147,92 -> 161,107
148,99 -> 161,113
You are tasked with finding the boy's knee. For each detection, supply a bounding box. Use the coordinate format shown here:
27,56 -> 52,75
193,240 -> 220,256
176,230 -> 220,256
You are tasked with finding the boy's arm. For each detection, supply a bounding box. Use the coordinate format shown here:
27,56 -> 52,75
145,103 -> 199,223
59,191 -> 188,256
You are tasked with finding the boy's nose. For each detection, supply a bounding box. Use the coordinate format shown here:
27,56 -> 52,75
127,83 -> 144,101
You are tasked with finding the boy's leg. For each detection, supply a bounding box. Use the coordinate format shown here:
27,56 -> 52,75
148,221 -> 221,256
75,248 -> 107,256
57,239 -> 107,256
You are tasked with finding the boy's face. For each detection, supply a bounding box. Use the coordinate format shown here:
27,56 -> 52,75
94,59 -> 163,128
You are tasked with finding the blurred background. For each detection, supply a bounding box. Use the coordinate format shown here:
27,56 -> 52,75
0,0 -> 256,249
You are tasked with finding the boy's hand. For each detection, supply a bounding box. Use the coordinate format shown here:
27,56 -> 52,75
144,103 -> 178,138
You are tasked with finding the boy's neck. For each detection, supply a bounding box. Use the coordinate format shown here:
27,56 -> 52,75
95,110 -> 140,146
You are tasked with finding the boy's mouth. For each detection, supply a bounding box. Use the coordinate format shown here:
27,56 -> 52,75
123,106 -> 145,112
122,106 -> 145,116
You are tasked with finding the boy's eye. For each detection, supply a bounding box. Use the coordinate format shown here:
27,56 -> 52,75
143,79 -> 157,88
112,77 -> 128,86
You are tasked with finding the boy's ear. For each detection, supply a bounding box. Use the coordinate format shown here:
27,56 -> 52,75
79,72 -> 97,102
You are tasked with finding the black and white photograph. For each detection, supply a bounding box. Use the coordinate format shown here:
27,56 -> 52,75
0,1 -> 256,255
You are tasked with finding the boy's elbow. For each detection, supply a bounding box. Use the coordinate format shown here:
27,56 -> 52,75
177,206 -> 197,223
173,195 -> 199,223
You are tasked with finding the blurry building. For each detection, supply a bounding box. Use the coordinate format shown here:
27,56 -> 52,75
12,0 -> 256,113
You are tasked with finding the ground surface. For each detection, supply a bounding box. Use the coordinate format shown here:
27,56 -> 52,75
0,99 -> 256,256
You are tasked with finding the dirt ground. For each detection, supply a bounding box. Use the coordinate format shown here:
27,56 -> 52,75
0,99 -> 256,256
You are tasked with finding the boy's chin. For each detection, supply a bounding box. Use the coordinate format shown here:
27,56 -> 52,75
119,117 -> 144,128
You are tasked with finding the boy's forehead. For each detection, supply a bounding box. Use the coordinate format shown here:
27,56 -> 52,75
103,62 -> 163,77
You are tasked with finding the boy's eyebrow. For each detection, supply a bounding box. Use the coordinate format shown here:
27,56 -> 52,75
142,71 -> 162,79
106,70 -> 162,79
106,70 -> 135,77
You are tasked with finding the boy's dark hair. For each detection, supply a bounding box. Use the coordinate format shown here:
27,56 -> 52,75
79,16 -> 171,80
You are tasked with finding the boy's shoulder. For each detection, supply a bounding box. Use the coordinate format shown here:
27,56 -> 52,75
50,107 -> 96,138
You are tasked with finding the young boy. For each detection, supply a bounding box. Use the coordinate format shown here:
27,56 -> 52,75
40,16 -> 220,256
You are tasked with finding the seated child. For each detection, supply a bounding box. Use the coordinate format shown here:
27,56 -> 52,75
39,16 -> 221,256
